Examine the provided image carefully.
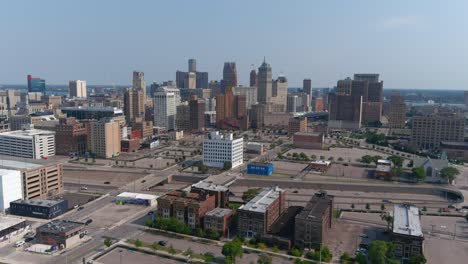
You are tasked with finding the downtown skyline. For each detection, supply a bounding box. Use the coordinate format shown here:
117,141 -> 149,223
1,0 -> 468,89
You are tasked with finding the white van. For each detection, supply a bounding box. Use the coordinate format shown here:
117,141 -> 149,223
14,240 -> 25,247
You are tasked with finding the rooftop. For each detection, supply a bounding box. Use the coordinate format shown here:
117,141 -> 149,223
0,159 -> 43,170
37,219 -> 84,234
11,199 -> 65,207
191,180 -> 229,192
0,217 -> 26,231
205,208 -> 233,218
392,204 -> 423,237
294,132 -> 322,137
117,192 -> 158,200
296,192 -> 333,221
239,186 -> 284,213
248,162 -> 273,167
61,106 -> 123,113
0,128 -> 55,139
310,160 -> 331,166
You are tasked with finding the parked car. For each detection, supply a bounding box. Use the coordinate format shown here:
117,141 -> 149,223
25,237 -> 34,242
14,240 -> 25,247
81,186 -> 88,190
448,205 -> 456,209
158,241 -> 167,246
78,206 -> 84,211
85,219 -> 93,225
382,199 -> 392,203
104,181 -> 111,184
462,205 -> 468,210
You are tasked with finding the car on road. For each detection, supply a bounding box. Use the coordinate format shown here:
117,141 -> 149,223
141,180 -> 146,183
462,205 -> 468,210
382,199 -> 392,203
448,205 -> 456,209
81,186 -> 88,190
158,241 -> 167,246
78,206 -> 84,211
104,181 -> 111,184
25,237 -> 34,242
85,219 -> 93,225
14,240 -> 25,247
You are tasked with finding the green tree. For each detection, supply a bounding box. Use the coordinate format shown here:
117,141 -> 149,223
380,212 -> 394,230
134,239 -> 143,248
411,167 -> 426,182
150,242 -> 160,253
440,167 -> 460,183
168,245 -> 177,255
242,188 -> 261,201
272,245 -> 279,253
388,155 -> 403,168
222,240 -> 243,263
361,155 -> 374,164
257,254 -> 272,264
289,247 -> 302,257
368,240 -> 396,264
209,230 -> 220,240
381,203 -> 386,211
409,255 -> 427,264
391,167 -> 403,178
195,228 -> 206,238
320,155 -> 325,160
257,242 -> 267,250
355,252 -> 367,264
223,161 -> 232,170
203,252 -> 215,263
311,154 -> 317,160
340,252 -> 352,264
183,247 -> 194,257
104,237 -> 113,247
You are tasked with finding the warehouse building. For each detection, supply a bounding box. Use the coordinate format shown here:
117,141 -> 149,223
392,204 -> 424,261
10,199 -> 68,219
36,220 -> 86,249
116,192 -> 158,206
0,217 -> 28,240
247,163 -> 274,176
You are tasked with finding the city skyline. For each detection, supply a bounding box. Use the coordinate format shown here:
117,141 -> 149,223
1,0 -> 467,89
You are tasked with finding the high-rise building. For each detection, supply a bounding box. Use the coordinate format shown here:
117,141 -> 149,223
232,86 -> 257,110
216,88 -> 248,130
411,114 -> 465,150
90,119 -> 121,158
176,71 -> 187,88
176,102 -> 190,131
189,96 -> 205,132
464,91 -> 468,109
154,91 -> 177,130
303,79 -> 312,95
354,74 -> 383,103
188,59 -> 197,73
328,92 -> 362,130
315,97 -> 324,112
132,71 -> 146,97
0,127 -> 55,159
27,75 -> 46,94
288,116 -> 308,136
54,117 -> 87,156
186,72 -> 196,89
257,59 -> 272,104
250,69 -> 257,87
361,102 -> 382,124
287,94 -> 300,113
389,94 -> 406,129
271,76 -> 288,111
203,131 -> 243,169
123,88 -> 145,124
222,62 -> 238,93
68,80 -> 87,98
196,72 -> 209,88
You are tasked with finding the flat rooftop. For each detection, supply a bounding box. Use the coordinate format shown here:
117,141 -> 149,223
205,208 -> 233,218
0,129 -> 55,138
0,217 -> 26,231
117,192 -> 158,200
296,193 -> 333,220
11,199 -> 65,207
239,186 -> 283,213
248,162 -> 273,167
393,204 -> 423,237
37,219 -> 84,234
0,157 -> 56,170
191,180 -> 229,192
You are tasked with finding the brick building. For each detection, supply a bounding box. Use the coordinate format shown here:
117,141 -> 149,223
294,191 -> 334,249
293,132 -> 324,149
391,204 -> 424,261
190,180 -> 229,208
288,116 -> 307,136
237,186 -> 286,238
204,208 -> 235,237
54,117 -> 87,156
157,190 -> 216,228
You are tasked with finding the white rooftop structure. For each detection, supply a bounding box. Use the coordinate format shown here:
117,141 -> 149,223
0,216 -> 26,232
376,159 -> 392,173
0,128 -> 55,139
116,192 -> 158,201
310,160 -> 331,166
191,180 -> 229,192
205,208 -> 233,218
0,160 -> 42,170
393,204 -> 423,237
239,186 -> 284,213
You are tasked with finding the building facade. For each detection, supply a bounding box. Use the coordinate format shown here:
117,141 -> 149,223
389,94 -> 406,129
204,208 -> 234,237
237,186 -> 286,237
123,88 -> 145,124
90,119 -> 121,158
154,91 -> 177,131
0,169 -> 23,212
257,60 -> 272,104
288,116 -> 307,136
391,204 -> 424,261
202,131 -> 243,169
189,96 -> 205,132
411,114 -> 465,150
293,132 -> 324,149
0,128 -> 55,159
68,80 -> 87,98
10,199 -> 68,219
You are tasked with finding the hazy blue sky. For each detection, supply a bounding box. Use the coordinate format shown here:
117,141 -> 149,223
1,0 -> 467,89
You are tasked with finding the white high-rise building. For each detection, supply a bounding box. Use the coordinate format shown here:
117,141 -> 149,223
203,131 -> 243,169
0,127 -> 55,159
69,80 -> 87,98
0,169 -> 23,212
154,91 -> 176,130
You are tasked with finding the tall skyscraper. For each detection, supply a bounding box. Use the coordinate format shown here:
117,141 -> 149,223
123,88 -> 145,124
216,88 -> 248,130
69,80 -> 87,98
222,62 -> 238,93
188,59 -> 197,73
27,75 -> 46,94
250,69 -> 257,87
389,94 -> 406,129
176,70 -> 188,88
186,72 -> 196,89
154,91 -> 176,130
132,71 -> 146,97
257,59 -> 272,104
303,79 -> 312,95
176,102 -> 190,131
189,96 -> 205,132
271,76 -> 288,111
464,91 -> 468,109
196,72 -> 209,88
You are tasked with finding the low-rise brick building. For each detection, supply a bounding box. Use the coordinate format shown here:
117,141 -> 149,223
293,132 -> 324,149
157,190 -> 216,229
237,186 -> 286,238
294,191 -> 334,249
204,208 -> 235,237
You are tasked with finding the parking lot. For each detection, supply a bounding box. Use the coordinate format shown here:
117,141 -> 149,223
97,247 -> 182,264
86,203 -> 148,229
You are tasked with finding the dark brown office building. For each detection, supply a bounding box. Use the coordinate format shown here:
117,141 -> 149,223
55,117 -> 87,156
222,62 -> 237,93
250,69 -> 257,87
294,191 -> 334,249
189,96 -> 205,132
